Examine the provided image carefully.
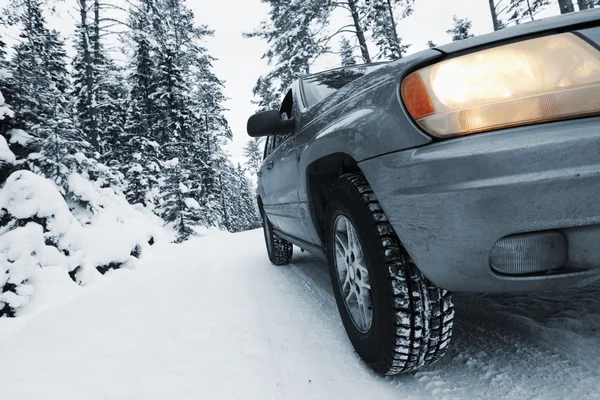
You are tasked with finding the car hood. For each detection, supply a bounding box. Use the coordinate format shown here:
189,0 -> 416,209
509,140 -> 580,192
436,8 -> 600,55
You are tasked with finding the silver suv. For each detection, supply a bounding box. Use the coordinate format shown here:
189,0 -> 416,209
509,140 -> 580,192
247,10 -> 600,375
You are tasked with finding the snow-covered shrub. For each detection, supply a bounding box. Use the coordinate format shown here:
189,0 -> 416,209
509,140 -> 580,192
0,170 -> 168,316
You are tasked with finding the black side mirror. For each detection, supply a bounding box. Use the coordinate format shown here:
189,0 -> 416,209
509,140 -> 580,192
247,110 -> 295,137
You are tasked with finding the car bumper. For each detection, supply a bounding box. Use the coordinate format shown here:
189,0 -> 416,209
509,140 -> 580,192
359,117 -> 600,293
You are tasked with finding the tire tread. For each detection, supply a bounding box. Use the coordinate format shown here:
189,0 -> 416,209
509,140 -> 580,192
331,173 -> 454,375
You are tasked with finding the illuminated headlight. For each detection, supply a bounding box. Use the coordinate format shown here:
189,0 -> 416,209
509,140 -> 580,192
401,33 -> 600,138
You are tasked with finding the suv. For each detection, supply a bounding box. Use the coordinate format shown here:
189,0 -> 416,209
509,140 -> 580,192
247,11 -> 600,375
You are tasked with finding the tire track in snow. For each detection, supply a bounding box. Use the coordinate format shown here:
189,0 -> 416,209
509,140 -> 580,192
246,246 -> 419,400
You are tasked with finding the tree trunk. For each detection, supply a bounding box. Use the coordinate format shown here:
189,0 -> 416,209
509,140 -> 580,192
558,0 -> 576,13
385,0 -> 402,58
219,171 -> 230,232
347,0 -> 371,63
78,0 -> 99,149
526,0 -> 536,20
488,0 -> 501,30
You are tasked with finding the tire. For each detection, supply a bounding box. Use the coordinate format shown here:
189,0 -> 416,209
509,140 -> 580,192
261,210 -> 293,265
326,173 -> 454,375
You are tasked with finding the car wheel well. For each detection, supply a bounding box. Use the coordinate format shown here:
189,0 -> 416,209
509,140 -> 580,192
306,153 -> 361,243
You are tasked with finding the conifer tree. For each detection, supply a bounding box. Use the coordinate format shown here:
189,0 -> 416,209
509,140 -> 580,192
243,138 -> 264,176
365,0 -> 413,60
251,75 -> 281,112
8,0 -> 87,188
447,15 -> 474,41
340,37 -> 357,66
121,0 -> 162,207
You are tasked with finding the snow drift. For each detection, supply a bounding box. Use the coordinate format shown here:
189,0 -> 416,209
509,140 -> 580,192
0,169 -> 169,316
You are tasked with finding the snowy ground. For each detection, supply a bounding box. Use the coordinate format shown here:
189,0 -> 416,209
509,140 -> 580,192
1,229 -> 600,400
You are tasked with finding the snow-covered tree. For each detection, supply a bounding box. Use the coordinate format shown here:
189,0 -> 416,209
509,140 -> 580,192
140,0 -> 232,238
245,0 -> 328,99
339,37 -> 357,66
365,0 -> 413,60
251,75 -> 281,112
447,15 -> 474,41
121,0 -> 162,207
226,164 -> 260,233
7,0 -> 90,189
509,0 -> 551,22
243,138 -> 264,176
0,35 -> 15,137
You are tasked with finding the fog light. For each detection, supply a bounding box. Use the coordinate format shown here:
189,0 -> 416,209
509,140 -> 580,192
490,231 -> 567,275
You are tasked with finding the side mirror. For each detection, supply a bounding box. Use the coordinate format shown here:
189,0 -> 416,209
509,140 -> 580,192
247,110 -> 295,137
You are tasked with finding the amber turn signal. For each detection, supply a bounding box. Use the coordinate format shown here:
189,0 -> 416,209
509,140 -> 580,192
401,72 -> 434,119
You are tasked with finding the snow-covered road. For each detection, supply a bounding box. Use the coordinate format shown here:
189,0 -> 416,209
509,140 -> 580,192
1,229 -> 600,399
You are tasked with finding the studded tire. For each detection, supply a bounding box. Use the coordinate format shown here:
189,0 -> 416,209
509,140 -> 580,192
261,210 -> 293,266
326,173 -> 454,375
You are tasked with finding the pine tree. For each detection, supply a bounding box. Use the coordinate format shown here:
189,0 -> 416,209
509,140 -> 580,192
147,0 -> 232,239
508,0 -> 550,22
72,0 -> 99,149
8,0 -> 87,188
121,0 -> 162,207
245,0 -> 328,98
96,58 -> 128,165
490,0 -> 549,28
365,0 -> 413,61
236,164 -> 261,231
447,15 -> 474,41
0,35 -> 15,137
340,37 -> 357,66
251,75 -> 281,112
243,138 -> 264,176
427,40 -> 437,48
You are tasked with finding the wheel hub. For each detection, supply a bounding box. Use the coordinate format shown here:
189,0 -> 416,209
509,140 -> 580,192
333,215 -> 373,333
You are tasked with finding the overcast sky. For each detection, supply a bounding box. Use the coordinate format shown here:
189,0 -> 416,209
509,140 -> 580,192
5,0 -> 565,162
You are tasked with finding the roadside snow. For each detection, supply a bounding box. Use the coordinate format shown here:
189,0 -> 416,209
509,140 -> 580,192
1,229 -> 600,399
0,170 -> 169,314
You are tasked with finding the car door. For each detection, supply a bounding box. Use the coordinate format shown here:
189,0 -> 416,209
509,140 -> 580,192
257,135 -> 274,205
261,89 -> 313,242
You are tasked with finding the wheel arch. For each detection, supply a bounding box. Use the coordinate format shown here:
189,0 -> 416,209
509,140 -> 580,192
306,152 -> 363,243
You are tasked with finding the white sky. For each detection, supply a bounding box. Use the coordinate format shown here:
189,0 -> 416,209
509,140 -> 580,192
3,0 -> 565,162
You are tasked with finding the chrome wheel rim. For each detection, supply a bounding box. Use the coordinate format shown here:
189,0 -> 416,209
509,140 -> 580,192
333,215 -> 373,333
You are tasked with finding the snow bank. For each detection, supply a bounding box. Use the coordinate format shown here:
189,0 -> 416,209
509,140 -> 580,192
0,170 -> 169,316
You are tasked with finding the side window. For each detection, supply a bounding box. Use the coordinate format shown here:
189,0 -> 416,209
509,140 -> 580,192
301,63 -> 387,109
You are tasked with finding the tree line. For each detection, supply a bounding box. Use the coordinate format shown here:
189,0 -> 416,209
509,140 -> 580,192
247,0 -> 598,111
0,0 -> 260,241
488,0 -> 598,31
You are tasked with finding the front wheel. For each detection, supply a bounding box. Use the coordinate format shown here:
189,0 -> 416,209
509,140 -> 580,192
261,210 -> 293,265
326,173 -> 454,375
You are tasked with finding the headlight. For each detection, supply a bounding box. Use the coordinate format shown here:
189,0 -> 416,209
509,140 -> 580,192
401,33 -> 600,138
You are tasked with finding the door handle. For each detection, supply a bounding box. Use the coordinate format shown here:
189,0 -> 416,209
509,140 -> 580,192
265,160 -> 274,170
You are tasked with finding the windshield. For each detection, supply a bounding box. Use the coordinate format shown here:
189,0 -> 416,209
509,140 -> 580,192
301,64 -> 388,109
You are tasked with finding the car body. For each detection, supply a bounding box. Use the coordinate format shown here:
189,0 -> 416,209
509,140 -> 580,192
253,9 -> 600,294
